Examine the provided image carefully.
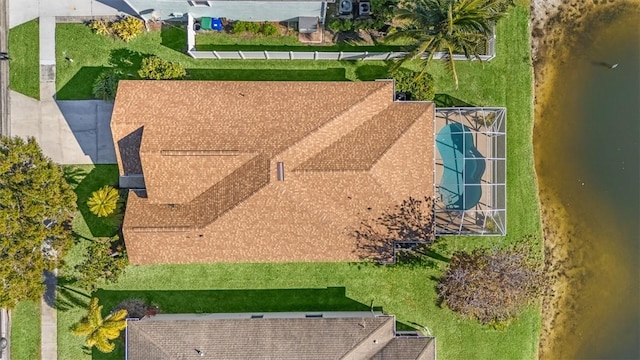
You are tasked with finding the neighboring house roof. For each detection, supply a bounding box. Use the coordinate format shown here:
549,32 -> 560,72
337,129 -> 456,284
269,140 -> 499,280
125,312 -> 435,360
111,80 -> 434,264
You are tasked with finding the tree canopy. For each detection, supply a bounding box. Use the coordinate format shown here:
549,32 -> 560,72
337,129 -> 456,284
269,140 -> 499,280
437,245 -> 545,325
72,297 -> 127,353
0,136 -> 77,308
387,0 -> 513,88
75,236 -> 128,291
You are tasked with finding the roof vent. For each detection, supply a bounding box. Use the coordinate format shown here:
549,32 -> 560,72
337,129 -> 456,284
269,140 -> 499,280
277,162 -> 285,181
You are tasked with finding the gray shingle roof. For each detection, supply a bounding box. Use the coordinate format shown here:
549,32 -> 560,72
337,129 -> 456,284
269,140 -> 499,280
126,315 -> 435,360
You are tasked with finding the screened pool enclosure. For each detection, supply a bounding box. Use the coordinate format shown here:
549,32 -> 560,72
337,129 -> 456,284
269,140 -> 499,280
434,108 -> 506,235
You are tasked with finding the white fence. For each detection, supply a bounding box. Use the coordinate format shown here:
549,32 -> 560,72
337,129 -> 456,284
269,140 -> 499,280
186,14 -> 496,62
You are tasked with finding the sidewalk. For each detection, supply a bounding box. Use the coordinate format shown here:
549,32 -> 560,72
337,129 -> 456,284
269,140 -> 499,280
10,0 -> 134,28
7,2 -> 126,360
41,270 -> 58,360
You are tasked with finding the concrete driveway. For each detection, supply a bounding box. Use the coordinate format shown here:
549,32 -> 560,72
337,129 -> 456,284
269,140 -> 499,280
10,86 -> 116,164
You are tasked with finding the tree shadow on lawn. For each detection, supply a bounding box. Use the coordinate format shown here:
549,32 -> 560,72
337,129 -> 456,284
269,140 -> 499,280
354,64 -> 392,81
108,48 -> 151,76
56,276 -> 91,312
57,66 -> 106,100
433,93 -> 475,107
65,165 -> 120,238
187,67 -> 346,81
161,23 -> 188,53
56,49 -> 150,100
94,286 -> 381,315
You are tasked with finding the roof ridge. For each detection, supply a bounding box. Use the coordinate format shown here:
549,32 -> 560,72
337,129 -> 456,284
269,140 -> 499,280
340,316 -> 395,360
416,337 -> 436,360
274,82 -> 394,170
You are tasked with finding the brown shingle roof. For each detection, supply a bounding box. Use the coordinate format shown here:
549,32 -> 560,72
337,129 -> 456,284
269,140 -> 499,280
125,314 -> 435,360
111,80 -> 434,264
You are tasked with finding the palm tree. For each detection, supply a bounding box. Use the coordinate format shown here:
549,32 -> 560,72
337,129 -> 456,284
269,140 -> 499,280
72,298 -> 127,353
87,185 -> 120,217
387,0 -> 512,88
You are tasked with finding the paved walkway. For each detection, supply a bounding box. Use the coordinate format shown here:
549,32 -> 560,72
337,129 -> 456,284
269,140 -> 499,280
7,3 -> 130,360
41,270 -> 58,360
9,0 -> 135,28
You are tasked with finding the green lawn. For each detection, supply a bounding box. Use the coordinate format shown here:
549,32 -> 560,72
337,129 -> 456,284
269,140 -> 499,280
63,165 -> 121,239
9,19 -> 40,99
195,31 -> 406,52
10,301 -> 41,360
55,2 -> 541,359
55,24 -> 394,99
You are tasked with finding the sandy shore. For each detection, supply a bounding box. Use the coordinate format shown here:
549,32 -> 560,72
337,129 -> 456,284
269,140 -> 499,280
530,0 -> 640,358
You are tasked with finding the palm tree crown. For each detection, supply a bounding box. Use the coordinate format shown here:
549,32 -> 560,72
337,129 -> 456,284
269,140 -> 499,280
87,185 -> 120,218
388,0 -> 512,88
72,298 -> 128,353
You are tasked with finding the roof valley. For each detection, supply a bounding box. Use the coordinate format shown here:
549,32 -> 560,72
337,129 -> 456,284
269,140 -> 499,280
274,83 -> 394,171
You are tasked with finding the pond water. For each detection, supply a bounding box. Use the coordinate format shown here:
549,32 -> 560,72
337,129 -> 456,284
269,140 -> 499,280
534,5 -> 640,360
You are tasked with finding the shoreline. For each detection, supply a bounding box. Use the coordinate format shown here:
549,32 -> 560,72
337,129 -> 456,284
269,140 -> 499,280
530,0 -> 640,358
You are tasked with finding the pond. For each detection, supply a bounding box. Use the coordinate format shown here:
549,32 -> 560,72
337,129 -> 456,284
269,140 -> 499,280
534,4 -> 640,359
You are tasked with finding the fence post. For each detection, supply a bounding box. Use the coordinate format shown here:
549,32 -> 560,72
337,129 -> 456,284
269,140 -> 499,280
264,50 -> 269,60
238,51 -> 245,60
385,52 -> 392,61
213,51 -> 220,60
289,51 -> 294,60
338,51 -> 343,60
363,51 -> 369,60
314,51 -> 318,60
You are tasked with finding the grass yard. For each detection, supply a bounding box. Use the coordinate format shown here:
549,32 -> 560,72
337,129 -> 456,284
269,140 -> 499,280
195,31 -> 406,52
8,19 -> 40,99
55,1 -> 541,359
55,24 -> 394,100
63,165 -> 121,239
10,301 -> 41,360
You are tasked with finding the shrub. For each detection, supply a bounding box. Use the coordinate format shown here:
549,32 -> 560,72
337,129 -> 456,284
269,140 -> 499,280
75,236 -> 128,291
92,69 -> 122,101
87,185 -> 120,217
246,21 -> 261,33
110,16 -> 144,42
391,69 -> 435,101
328,19 -> 341,32
138,56 -> 186,80
341,19 -> 353,32
112,299 -> 147,319
231,21 -> 247,34
261,22 -> 279,36
437,246 -> 545,326
88,19 -> 111,36
232,21 -> 261,34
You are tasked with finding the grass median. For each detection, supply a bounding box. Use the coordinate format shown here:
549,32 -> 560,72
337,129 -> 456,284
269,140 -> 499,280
10,301 -> 41,360
9,19 -> 40,99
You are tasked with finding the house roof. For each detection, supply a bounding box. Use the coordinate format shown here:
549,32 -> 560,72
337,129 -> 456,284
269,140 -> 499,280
111,80 -> 434,264
125,313 -> 435,360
